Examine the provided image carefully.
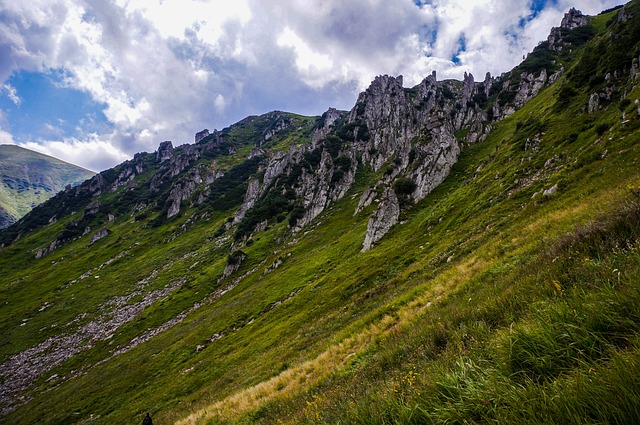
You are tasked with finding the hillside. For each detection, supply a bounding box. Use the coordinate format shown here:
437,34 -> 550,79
1,3 -> 640,424
0,145 -> 95,229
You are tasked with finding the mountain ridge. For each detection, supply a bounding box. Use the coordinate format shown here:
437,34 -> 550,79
0,144 -> 95,229
2,2 -> 640,424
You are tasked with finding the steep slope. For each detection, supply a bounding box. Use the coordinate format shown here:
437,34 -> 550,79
1,3 -> 640,424
0,145 -> 95,229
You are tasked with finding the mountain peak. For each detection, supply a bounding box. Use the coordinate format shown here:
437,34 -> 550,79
561,7 -> 588,29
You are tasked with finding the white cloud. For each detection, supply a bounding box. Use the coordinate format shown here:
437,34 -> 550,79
0,128 -> 16,145
19,136 -> 130,172
2,83 -> 21,105
277,27 -> 335,89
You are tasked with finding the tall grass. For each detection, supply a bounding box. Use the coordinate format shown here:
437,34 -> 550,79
233,195 -> 640,424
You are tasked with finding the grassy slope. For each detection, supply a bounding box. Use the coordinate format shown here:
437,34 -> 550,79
0,144 -> 95,223
1,6 -> 640,425
176,7 -> 640,423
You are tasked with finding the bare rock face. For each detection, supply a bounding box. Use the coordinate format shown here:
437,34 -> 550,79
89,228 -> 110,245
312,108 -> 344,146
263,149 -> 298,188
195,129 -> 210,144
589,93 -> 600,113
411,123 -> 461,201
362,188 -> 400,252
166,180 -> 197,218
548,8 -> 589,51
355,188 -> 377,215
295,150 -> 333,229
110,153 -> 146,192
221,251 -> 247,281
83,200 -> 100,218
258,112 -> 294,145
561,7 -> 588,29
233,179 -> 261,225
514,70 -> 548,108
157,141 -> 174,163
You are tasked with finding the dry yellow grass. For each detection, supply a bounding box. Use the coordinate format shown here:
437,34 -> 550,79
174,184 -> 627,424
174,253 -> 488,424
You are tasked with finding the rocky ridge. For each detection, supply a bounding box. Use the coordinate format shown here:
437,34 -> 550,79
2,8 -> 594,256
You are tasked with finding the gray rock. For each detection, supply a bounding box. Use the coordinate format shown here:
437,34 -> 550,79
543,184 -> 558,196
89,228 -> 110,245
589,93 -> 600,113
233,179 -> 261,225
355,188 -> 377,215
362,188 -> 400,252
166,180 -> 197,218
548,8 -> 588,51
195,129 -> 210,144
156,141 -> 174,163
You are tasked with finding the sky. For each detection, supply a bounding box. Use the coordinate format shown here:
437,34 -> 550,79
0,0 -> 624,172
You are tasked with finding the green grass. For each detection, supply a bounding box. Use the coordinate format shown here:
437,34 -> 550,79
2,4 -> 640,424
0,144 -> 95,225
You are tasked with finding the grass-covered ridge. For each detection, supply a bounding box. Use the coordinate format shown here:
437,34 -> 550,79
0,144 -> 95,228
2,3 -> 640,424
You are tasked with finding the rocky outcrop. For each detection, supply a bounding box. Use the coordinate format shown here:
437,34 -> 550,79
89,228 -> 110,245
589,93 -> 600,113
548,7 -> 589,51
83,200 -> 100,218
220,250 -> 247,281
167,179 -> 197,218
157,141 -> 174,162
233,179 -> 261,225
295,150 -> 333,229
361,188 -> 400,252
355,188 -> 377,215
515,69 -> 548,108
312,108 -> 345,146
110,153 -> 146,192
195,129 -> 210,144
263,113 -> 292,143
34,239 -> 60,259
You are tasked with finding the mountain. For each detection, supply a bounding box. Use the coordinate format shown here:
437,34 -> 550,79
2,3 -> 640,424
0,145 -> 95,229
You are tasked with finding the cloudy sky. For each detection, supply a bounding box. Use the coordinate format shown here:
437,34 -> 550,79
0,0 -> 623,172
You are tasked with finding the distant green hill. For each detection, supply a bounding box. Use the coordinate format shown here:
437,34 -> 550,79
0,145 -> 95,228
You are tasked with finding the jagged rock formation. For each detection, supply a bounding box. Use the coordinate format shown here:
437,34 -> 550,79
361,188 -> 400,251
195,129 -> 210,143
548,8 -> 589,51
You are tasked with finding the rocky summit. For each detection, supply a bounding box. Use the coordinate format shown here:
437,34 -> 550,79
2,3 -> 640,424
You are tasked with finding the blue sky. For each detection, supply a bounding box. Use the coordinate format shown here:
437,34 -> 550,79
0,71 -> 111,141
0,0 -> 624,171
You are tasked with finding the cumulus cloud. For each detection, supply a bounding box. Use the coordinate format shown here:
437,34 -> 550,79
19,137 -> 130,172
0,0 -> 624,171
0,128 -> 15,145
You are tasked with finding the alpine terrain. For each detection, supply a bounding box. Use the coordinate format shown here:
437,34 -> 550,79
2,3 -> 640,424
0,145 -> 95,229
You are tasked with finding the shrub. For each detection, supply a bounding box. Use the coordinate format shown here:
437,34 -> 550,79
393,177 -> 417,197
595,122 -> 611,136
